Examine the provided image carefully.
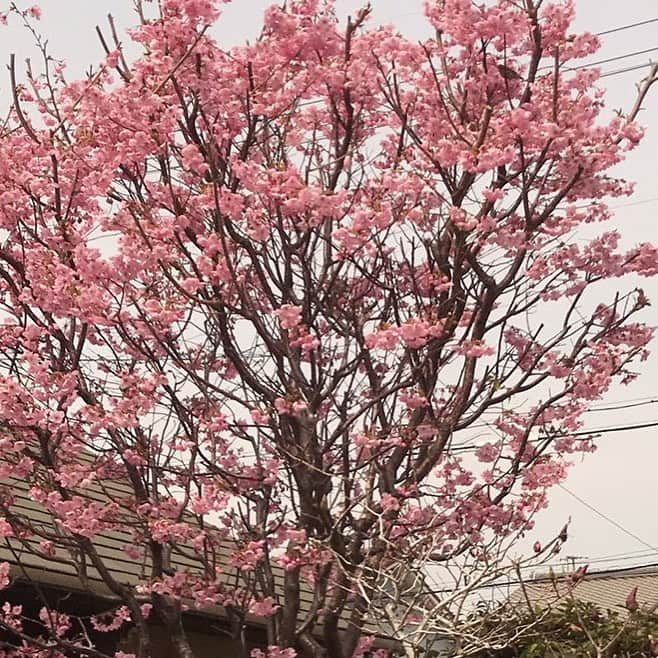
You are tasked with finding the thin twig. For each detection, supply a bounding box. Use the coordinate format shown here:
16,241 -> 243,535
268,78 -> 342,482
153,25 -> 210,94
9,54 -> 40,143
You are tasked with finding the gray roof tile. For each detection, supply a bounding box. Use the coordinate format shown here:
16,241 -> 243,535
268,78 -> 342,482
512,565 -> 658,614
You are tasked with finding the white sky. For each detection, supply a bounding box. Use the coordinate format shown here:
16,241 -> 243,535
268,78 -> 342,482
1,0 -> 657,576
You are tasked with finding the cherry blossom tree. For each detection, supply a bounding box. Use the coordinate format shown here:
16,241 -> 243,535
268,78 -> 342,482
0,0 -> 656,656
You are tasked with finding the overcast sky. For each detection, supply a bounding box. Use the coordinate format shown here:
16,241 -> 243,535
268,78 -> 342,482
1,0 -> 657,575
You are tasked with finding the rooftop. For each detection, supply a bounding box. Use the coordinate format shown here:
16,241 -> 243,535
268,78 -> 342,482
512,563 -> 658,614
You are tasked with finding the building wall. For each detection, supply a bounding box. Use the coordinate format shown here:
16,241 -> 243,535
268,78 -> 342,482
120,626 -> 247,657
4,581 -> 266,658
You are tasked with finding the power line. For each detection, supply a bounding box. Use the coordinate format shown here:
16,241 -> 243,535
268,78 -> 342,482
597,17 -> 658,36
600,61 -> 657,78
386,13 -> 658,39
538,47 -> 658,73
426,560 -> 658,596
558,484 -> 658,553
475,398 -> 658,420
453,405 -> 658,437
423,486 -> 658,591
469,400 -> 658,440
450,419 -> 658,454
586,399 -> 658,414
542,419 -> 658,438
583,546 -> 658,561
571,46 -> 658,71
517,549 -> 658,570
607,196 -> 658,210
569,196 -> 658,211
389,9 -> 658,79
590,394 -> 658,408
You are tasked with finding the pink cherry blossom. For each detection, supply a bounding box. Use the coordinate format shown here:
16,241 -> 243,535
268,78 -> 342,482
0,563 -> 9,590
249,596 -> 280,616
251,648 -> 297,658
0,0 -> 652,655
274,304 -> 303,329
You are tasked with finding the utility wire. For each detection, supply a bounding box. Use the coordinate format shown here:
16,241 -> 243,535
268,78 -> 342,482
578,546 -> 658,561
585,399 -> 658,413
386,12 -> 658,39
569,196 -> 658,211
590,394 -> 658,408
570,46 -> 658,71
597,17 -> 658,36
517,549 -> 658,569
392,9 -> 658,79
450,420 -> 658,454
538,47 -> 658,73
601,61 -> 657,78
607,196 -> 658,210
470,398 -> 658,421
452,404 -> 658,436
558,484 -> 658,552
385,9 -> 658,79
571,421 -> 658,436
425,560 -> 658,595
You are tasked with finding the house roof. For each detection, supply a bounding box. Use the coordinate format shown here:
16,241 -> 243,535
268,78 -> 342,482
0,464 -> 400,645
512,564 -> 658,614
0,470 -> 315,626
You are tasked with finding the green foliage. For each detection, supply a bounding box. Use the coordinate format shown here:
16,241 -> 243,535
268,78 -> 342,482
476,600 -> 658,658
